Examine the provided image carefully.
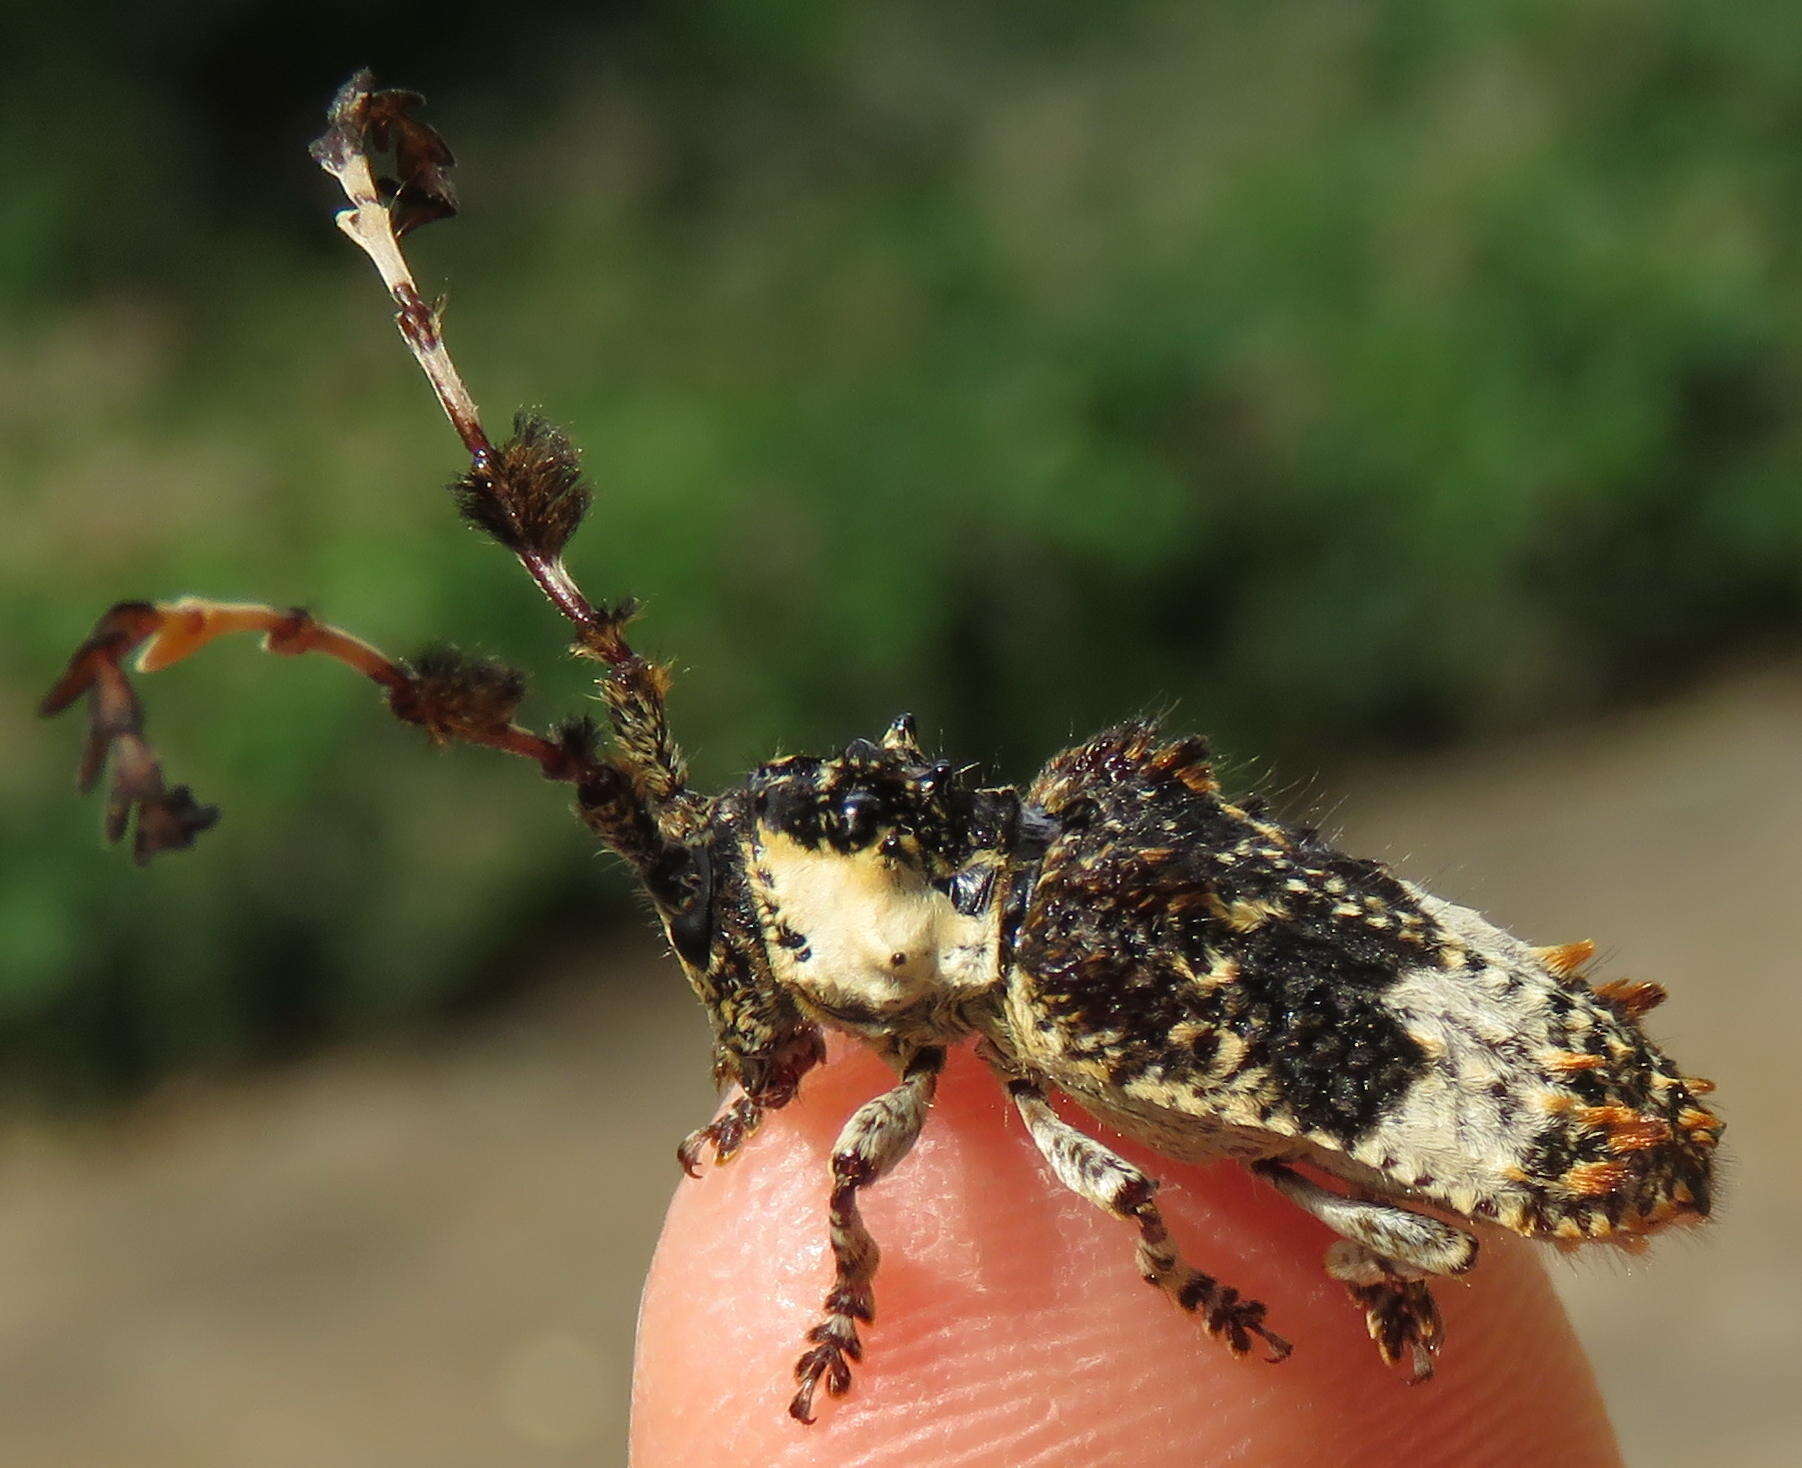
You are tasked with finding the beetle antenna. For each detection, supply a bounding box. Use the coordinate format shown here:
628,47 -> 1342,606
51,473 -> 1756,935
310,72 -> 694,835
38,597 -> 677,868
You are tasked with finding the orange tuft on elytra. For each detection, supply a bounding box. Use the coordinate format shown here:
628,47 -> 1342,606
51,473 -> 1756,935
1534,940 -> 1596,976
1571,1104 -> 1672,1155
1563,1159 -> 1631,1198
1575,1104 -> 1640,1131
1678,1107 -> 1724,1143
1602,1116 -> 1670,1153
1592,978 -> 1667,1018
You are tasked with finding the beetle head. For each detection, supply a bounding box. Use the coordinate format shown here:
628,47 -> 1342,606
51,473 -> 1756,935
747,715 -> 1018,880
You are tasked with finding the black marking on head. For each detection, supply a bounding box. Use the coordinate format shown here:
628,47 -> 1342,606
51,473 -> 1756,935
774,920 -> 813,962
746,728 -> 1029,874
838,790 -> 881,850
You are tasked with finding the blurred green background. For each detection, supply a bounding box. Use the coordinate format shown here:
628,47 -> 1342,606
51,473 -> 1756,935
8,0 -> 1801,1096
3,4 -> 1801,1463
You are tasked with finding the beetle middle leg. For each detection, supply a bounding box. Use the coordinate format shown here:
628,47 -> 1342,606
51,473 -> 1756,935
789,1046 -> 945,1423
1252,1159 -> 1476,1381
1006,1078 -> 1291,1362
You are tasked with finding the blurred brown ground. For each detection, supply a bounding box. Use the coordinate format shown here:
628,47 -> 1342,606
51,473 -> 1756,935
0,660 -> 1794,1467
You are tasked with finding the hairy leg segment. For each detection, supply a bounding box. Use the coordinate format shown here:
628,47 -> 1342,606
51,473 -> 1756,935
1006,1079 -> 1292,1363
1252,1159 -> 1477,1381
790,1046 -> 946,1423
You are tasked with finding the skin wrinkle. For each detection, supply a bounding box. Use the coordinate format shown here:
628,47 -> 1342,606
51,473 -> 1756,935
855,1374 -> 1058,1468
634,1043 -> 1623,1467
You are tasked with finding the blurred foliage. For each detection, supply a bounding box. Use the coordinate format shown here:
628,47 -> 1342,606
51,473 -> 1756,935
4,0 -> 1801,1093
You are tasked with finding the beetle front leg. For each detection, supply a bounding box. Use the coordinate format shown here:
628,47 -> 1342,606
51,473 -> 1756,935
789,1045 -> 944,1424
1252,1159 -> 1475,1381
677,1026 -> 826,1178
1006,1078 -> 1291,1363
677,1093 -> 764,1177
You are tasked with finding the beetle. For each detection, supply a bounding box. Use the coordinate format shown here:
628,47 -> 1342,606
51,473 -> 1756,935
41,75 -> 1721,1423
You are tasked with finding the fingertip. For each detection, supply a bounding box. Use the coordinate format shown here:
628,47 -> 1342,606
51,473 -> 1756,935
632,1046 -> 1620,1467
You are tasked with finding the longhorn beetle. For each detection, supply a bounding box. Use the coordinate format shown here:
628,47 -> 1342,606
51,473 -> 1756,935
42,75 -> 1722,1422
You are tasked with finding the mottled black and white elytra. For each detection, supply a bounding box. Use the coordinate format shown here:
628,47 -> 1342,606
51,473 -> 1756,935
43,76 -> 1722,1423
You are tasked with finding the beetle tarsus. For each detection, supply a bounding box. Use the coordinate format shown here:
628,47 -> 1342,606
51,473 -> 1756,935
1327,1240 -> 1445,1381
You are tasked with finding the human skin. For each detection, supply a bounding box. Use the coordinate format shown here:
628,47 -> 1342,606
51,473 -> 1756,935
633,1042 -> 1623,1467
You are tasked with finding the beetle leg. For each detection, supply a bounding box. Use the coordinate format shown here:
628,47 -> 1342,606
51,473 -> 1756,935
789,1046 -> 944,1424
1007,1078 -> 1291,1364
1252,1160 -> 1478,1275
676,1093 -> 764,1177
1252,1160 -> 1475,1381
1326,1240 -> 1445,1383
681,1033 -> 829,1178
679,1030 -> 826,1177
